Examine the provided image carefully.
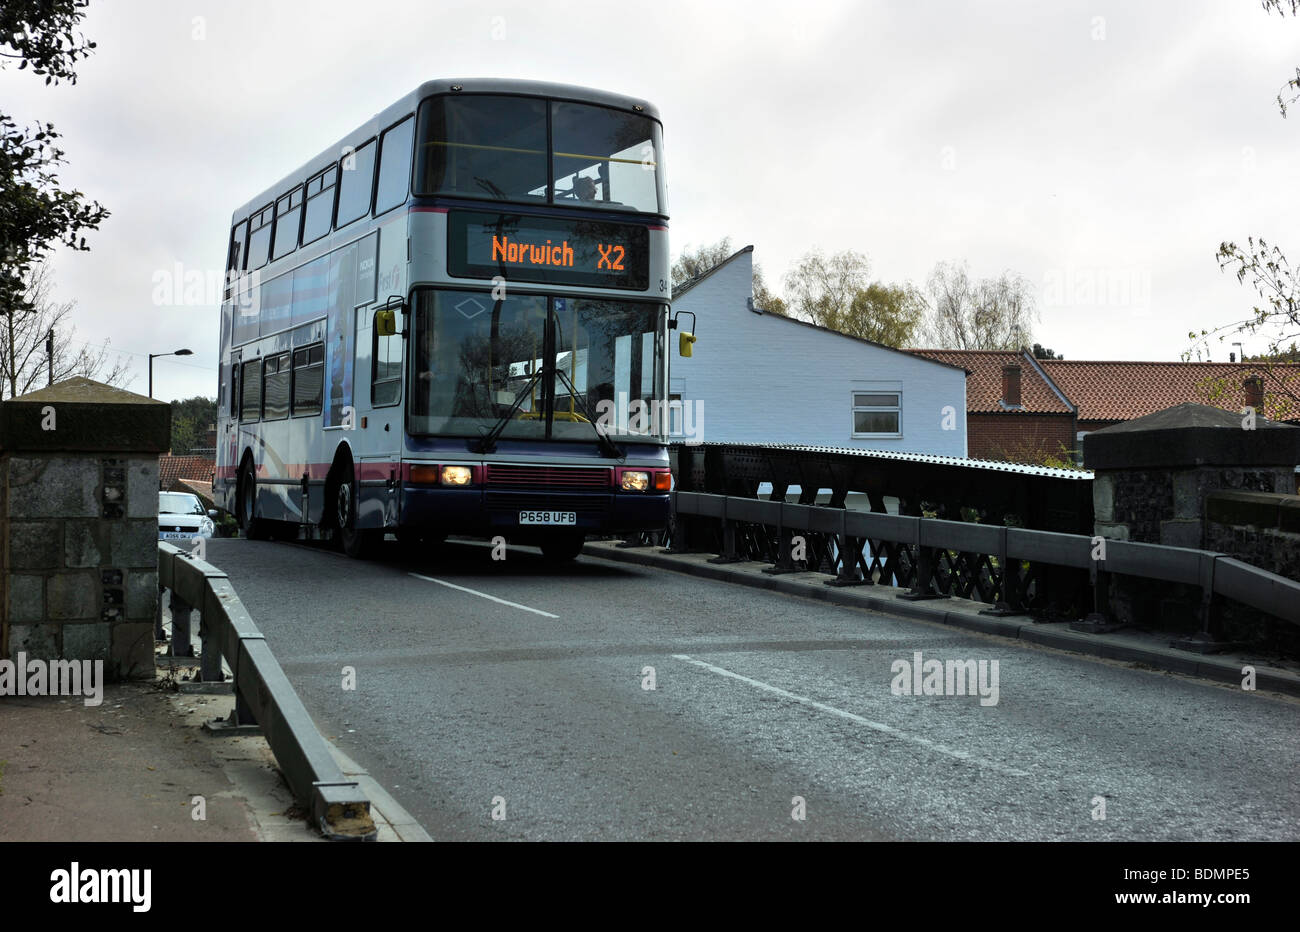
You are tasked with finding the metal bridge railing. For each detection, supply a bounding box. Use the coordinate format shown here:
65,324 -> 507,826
158,542 -> 377,841
658,491 -> 1300,639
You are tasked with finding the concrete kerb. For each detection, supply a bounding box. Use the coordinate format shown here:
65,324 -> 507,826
156,604 -> 429,841
323,742 -> 434,843
583,541 -> 1300,698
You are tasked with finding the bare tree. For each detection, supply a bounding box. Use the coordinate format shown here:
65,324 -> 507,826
921,261 -> 1037,350
1263,0 -> 1300,115
783,248 -> 924,346
671,238 -> 736,289
783,249 -> 872,322
0,261 -> 131,399
1197,4 -> 1300,369
671,237 -> 788,315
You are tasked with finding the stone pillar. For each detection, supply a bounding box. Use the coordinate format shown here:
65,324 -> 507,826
0,377 -> 170,678
1083,402 -> 1300,632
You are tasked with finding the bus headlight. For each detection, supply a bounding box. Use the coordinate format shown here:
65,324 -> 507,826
441,465 -> 473,486
621,470 -> 650,491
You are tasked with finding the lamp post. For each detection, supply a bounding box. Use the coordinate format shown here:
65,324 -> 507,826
148,348 -> 193,398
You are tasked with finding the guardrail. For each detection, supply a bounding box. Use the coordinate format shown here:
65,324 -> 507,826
157,542 -> 377,841
658,491 -> 1300,639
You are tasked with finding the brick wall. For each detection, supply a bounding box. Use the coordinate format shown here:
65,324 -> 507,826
967,413 -> 1075,462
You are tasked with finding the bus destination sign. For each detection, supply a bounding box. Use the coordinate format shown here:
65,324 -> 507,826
448,210 -> 650,291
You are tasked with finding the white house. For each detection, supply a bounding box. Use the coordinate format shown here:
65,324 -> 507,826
669,246 -> 968,455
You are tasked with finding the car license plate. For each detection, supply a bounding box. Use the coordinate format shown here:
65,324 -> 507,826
518,510 -> 577,525
159,531 -> 192,540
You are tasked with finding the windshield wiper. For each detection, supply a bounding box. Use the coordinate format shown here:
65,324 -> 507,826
472,367 -> 546,454
553,366 -> 623,460
474,176 -> 507,199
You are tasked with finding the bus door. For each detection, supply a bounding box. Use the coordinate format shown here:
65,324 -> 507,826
357,303 -> 403,528
223,350 -> 242,512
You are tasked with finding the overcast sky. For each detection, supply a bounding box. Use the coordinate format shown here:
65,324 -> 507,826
4,0 -> 1298,400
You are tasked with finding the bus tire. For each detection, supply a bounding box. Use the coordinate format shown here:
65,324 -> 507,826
239,463 -> 270,541
336,471 -> 380,559
540,532 -> 585,562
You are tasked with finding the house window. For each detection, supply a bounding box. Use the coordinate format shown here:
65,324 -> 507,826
851,392 -> 901,437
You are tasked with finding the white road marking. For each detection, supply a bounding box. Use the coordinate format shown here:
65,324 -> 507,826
672,654 -> 1030,777
409,573 -> 559,618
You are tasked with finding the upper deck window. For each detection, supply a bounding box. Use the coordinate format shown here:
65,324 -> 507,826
302,166 -> 337,245
375,116 -> 415,215
415,95 -> 547,204
247,204 -> 274,270
272,187 -> 303,260
550,101 -> 663,214
414,94 -> 665,215
336,138 -> 377,228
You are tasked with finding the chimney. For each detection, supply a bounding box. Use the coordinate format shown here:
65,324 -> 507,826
1244,375 -> 1264,412
1002,364 -> 1022,407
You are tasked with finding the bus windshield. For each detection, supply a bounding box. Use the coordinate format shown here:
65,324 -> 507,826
409,288 -> 665,442
414,94 -> 665,214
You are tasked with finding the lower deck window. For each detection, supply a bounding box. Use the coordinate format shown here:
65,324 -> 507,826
293,344 -> 324,415
263,353 -> 291,420
240,359 -> 262,422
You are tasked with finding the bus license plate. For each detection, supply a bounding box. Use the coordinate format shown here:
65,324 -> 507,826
519,511 -> 577,525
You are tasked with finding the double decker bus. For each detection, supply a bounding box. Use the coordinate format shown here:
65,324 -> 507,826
215,79 -> 681,560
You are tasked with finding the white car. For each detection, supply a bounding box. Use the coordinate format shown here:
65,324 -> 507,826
159,491 -> 216,541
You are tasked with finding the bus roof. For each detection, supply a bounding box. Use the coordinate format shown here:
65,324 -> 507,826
229,78 -> 662,223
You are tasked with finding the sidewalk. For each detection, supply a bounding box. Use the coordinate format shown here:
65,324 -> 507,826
584,541 -> 1300,698
0,634 -> 430,842
0,675 -> 298,841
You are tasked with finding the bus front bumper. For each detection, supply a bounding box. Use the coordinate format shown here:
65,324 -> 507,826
398,487 -> 669,536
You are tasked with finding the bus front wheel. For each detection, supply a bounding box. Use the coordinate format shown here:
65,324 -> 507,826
336,475 -> 380,559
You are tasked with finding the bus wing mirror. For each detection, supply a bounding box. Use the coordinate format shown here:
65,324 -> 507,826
375,295 -> 407,337
671,310 -> 697,357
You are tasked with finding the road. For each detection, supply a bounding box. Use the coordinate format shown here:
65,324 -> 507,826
203,537 -> 1300,841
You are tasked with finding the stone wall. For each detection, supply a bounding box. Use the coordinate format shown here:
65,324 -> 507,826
1084,403 -> 1300,650
0,378 -> 169,678
1205,489 -> 1300,579
1203,493 -> 1300,655
1094,465 -> 1293,548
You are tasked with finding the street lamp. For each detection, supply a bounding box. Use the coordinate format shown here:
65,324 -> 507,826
148,348 -> 192,398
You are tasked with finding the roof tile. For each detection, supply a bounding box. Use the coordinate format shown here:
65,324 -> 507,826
1041,360 -> 1300,423
909,349 -> 1072,414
